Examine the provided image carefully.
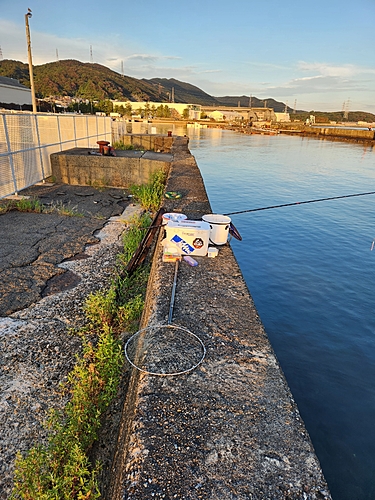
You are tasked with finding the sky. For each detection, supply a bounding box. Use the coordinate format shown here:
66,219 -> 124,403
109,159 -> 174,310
0,0 -> 374,113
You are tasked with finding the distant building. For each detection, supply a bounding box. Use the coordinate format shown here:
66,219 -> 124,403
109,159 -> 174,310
0,76 -> 32,110
111,101 -> 202,120
207,110 -> 244,122
274,112 -> 291,122
202,106 -> 276,123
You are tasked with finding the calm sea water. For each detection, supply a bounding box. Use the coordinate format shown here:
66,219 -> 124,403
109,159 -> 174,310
186,128 -> 375,500
146,123 -> 375,499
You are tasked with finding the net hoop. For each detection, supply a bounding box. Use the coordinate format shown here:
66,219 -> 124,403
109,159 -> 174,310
124,324 -> 206,376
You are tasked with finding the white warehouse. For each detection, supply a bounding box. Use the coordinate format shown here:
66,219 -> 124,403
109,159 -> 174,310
0,76 -> 32,109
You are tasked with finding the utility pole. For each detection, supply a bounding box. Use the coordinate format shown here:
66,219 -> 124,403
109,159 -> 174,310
25,9 -> 37,113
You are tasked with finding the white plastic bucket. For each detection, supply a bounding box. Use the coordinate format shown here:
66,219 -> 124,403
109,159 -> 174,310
202,214 -> 231,245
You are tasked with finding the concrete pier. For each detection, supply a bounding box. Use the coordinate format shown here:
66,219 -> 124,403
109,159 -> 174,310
51,144 -> 173,188
108,136 -> 332,499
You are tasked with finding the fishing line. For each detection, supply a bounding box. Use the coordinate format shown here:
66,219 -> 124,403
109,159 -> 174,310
224,190 -> 375,216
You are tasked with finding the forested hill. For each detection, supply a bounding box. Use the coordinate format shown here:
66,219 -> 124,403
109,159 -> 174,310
0,58 -> 288,109
0,59 -> 169,102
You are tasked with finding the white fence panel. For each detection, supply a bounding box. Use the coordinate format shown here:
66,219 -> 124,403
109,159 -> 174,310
0,113 -> 111,199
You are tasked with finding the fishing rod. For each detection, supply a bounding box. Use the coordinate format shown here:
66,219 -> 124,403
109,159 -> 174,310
224,190 -> 375,216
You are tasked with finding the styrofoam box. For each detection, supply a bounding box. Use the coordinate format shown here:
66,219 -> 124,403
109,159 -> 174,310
165,220 -> 211,256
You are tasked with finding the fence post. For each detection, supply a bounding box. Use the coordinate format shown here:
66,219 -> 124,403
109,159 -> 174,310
57,115 -> 63,151
86,115 -> 90,148
73,115 -> 77,147
34,115 -> 46,181
2,114 -> 18,196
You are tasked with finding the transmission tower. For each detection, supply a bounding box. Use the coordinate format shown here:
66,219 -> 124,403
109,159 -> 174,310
343,98 -> 350,120
90,45 -> 93,63
249,94 -> 252,108
121,60 -> 124,77
0,46 -> 3,60
293,99 -> 297,114
56,48 -> 59,61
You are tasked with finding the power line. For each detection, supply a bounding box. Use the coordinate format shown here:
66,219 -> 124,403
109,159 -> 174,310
224,191 -> 375,216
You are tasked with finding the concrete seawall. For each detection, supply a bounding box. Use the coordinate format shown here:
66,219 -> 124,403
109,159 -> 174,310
108,136 -> 332,499
277,124 -> 375,143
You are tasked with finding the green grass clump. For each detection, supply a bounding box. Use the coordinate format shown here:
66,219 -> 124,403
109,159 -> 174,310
12,325 -> 122,500
15,198 -> 43,212
0,198 -> 84,217
112,140 -> 134,150
130,170 -> 167,212
119,212 -> 152,264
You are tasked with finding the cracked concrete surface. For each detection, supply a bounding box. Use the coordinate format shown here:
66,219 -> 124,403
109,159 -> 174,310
0,184 -> 130,316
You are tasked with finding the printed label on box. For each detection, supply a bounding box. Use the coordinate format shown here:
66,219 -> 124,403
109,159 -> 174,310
170,234 -> 194,254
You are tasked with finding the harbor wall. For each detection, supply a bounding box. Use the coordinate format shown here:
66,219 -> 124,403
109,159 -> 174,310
304,127 -> 375,140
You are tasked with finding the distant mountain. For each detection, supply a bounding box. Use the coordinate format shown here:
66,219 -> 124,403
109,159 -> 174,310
214,95 -> 297,113
0,59 -> 291,110
144,78 -> 220,106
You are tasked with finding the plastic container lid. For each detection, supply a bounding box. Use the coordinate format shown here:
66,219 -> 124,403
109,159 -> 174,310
162,213 -> 187,225
207,247 -> 219,258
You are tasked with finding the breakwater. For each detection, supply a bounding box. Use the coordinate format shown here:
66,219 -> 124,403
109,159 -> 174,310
277,124 -> 375,143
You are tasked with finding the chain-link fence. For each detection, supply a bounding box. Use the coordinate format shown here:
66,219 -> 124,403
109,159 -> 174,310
0,113 -> 111,199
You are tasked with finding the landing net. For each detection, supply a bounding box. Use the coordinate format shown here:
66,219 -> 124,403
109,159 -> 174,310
124,324 -> 206,376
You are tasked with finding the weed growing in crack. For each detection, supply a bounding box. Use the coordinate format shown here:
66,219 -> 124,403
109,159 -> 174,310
130,169 -> 167,212
0,198 -> 84,217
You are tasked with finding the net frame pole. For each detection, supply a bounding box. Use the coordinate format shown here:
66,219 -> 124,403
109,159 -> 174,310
168,259 -> 179,325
